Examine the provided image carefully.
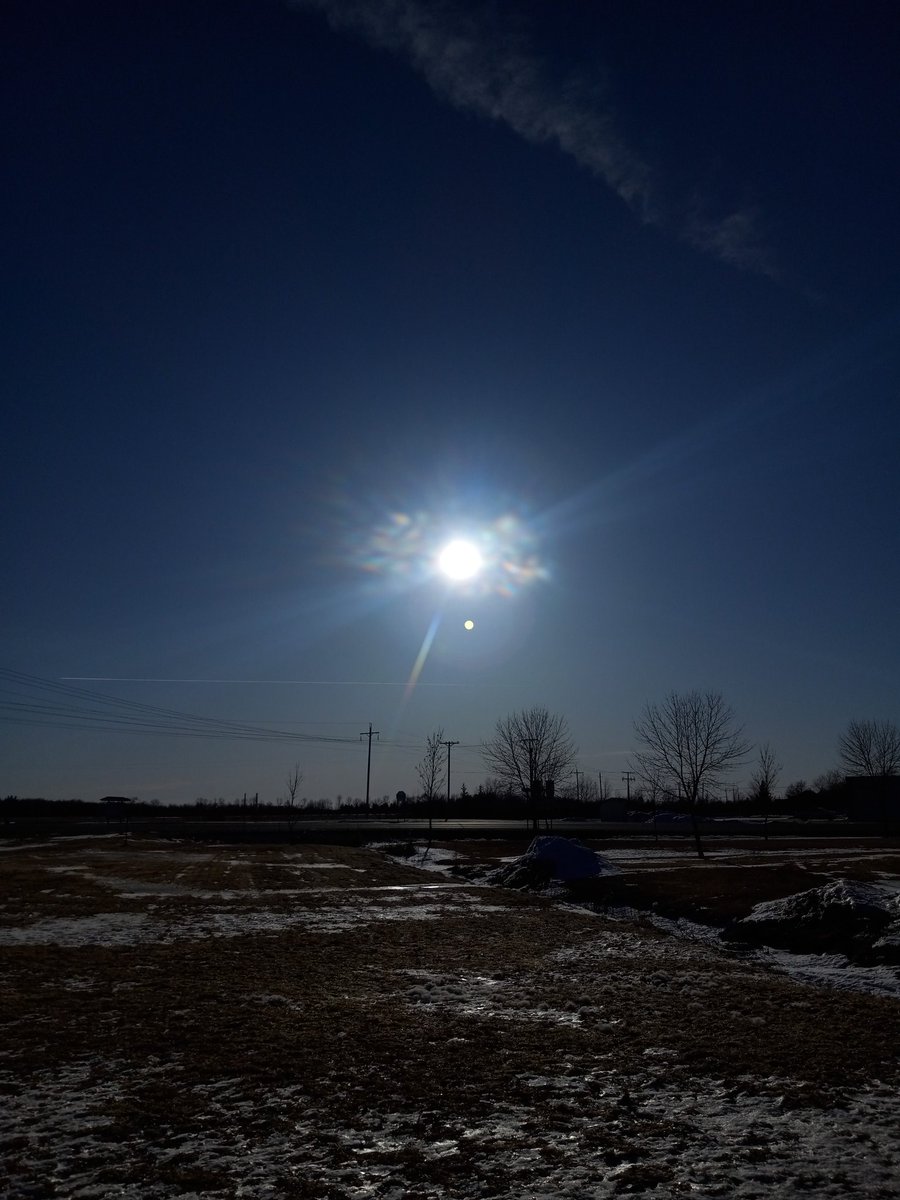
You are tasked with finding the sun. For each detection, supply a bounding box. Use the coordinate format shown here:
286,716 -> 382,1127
437,538 -> 483,582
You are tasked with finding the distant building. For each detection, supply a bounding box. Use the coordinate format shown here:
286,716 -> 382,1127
598,798 -> 629,821
843,776 -> 900,829
100,796 -> 134,822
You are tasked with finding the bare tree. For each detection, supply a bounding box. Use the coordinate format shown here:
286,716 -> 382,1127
285,762 -> 303,833
838,719 -> 900,777
813,768 -> 844,792
416,728 -> 445,847
482,707 -> 576,831
578,776 -> 600,804
632,690 -> 749,858
286,762 -> 303,806
749,742 -> 781,841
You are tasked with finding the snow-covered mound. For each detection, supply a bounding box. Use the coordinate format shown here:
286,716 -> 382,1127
490,836 -> 618,890
726,878 -> 900,962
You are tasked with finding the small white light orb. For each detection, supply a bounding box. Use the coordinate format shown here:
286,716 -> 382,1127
464,619 -> 475,630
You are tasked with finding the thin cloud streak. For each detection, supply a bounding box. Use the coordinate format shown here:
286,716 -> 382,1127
291,0 -> 777,277
60,677 -> 513,687
685,204 -> 778,279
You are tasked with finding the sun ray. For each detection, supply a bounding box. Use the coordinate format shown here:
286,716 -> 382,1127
403,611 -> 443,704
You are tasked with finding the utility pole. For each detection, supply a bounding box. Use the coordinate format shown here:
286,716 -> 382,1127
574,768 -> 583,802
360,723 -> 380,816
441,739 -> 459,809
622,771 -> 635,802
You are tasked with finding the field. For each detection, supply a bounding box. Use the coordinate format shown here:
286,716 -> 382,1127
2,833 -> 899,1198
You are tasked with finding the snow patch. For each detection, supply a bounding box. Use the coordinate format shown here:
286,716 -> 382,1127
4,1059 -> 898,1199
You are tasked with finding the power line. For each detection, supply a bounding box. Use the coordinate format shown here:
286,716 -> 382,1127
0,668 -> 358,746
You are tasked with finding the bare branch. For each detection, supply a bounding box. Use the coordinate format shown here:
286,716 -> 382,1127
838,719 -> 900,777
633,690 -> 749,857
481,707 -> 576,796
750,742 -> 781,803
416,728 -> 445,802
286,762 -> 303,807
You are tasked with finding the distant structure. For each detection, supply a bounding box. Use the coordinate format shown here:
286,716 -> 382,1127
843,776 -> 900,831
598,797 -> 628,821
101,796 -> 134,824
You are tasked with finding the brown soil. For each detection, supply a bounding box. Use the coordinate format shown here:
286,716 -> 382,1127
1,834 -> 899,1196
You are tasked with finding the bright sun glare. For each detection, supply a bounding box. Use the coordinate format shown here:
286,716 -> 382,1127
437,538 -> 483,582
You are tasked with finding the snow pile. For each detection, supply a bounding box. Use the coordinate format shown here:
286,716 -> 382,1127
490,836 -> 618,890
727,878 -> 900,961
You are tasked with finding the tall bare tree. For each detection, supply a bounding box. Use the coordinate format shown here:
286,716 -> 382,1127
417,728 -> 445,846
632,690 -> 749,857
286,762 -> 303,806
285,761 -> 303,833
482,707 -> 576,831
749,742 -> 781,841
838,719 -> 900,777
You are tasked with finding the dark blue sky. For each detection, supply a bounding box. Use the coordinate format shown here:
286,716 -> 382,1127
3,0 -> 899,803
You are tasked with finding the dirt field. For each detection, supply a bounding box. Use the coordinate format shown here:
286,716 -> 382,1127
1,834 -> 899,1198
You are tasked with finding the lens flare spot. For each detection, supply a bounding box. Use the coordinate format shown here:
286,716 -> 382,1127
437,539 -> 483,581
464,619 -> 475,630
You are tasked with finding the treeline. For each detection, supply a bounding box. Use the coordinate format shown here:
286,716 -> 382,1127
2,776 -> 851,825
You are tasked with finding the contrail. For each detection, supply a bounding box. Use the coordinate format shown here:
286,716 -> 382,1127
61,677 -> 510,687
61,677 -> 412,685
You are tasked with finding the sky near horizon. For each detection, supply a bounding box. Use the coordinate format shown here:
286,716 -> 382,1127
2,0 -> 899,805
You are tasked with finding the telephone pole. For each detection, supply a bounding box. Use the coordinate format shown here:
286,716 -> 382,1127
441,739 -> 460,806
622,771 -> 635,802
574,768 -> 583,802
360,723 -> 380,816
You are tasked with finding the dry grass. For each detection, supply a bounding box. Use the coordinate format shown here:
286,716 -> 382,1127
566,863 -> 834,924
2,834 -> 899,1196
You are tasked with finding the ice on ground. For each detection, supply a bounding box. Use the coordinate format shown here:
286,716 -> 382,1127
759,947 -> 900,998
595,905 -> 900,999
0,887 -> 510,946
0,840 -> 59,853
368,841 -> 468,875
0,911 -> 150,947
